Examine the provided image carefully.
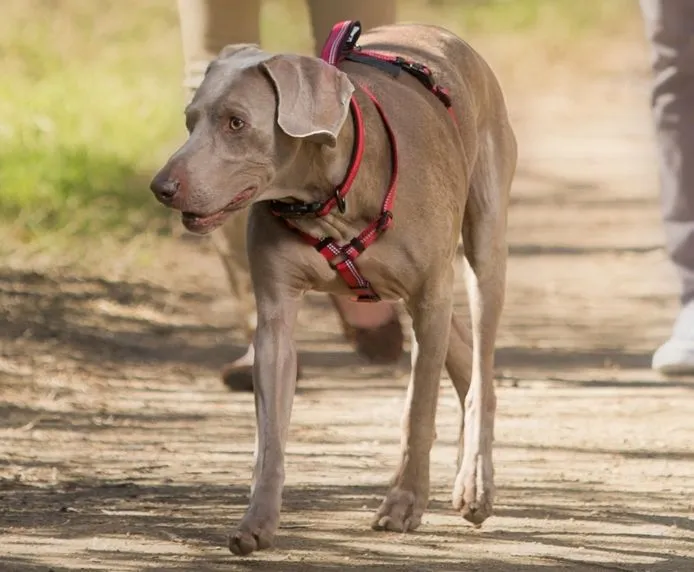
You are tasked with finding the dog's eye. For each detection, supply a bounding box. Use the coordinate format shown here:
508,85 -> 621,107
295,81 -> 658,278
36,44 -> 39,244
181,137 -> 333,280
229,116 -> 246,131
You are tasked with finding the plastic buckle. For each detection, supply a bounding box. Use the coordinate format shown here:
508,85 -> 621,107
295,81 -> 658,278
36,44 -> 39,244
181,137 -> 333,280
349,237 -> 366,254
335,190 -> 347,213
344,21 -> 362,50
376,210 -> 393,232
409,61 -> 430,75
355,292 -> 381,303
433,86 -> 453,108
271,200 -> 323,218
402,61 -> 435,90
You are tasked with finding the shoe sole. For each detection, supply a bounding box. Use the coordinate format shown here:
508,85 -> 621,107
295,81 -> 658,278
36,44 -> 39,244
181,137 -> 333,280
654,364 -> 694,376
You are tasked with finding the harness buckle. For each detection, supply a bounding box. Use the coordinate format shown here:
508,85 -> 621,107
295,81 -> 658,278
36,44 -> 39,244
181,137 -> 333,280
350,284 -> 380,302
355,293 -> 381,303
344,21 -> 362,50
400,60 -> 435,90
335,190 -> 347,213
433,86 -> 453,108
407,60 -> 430,75
377,210 -> 393,232
270,200 -> 323,218
348,237 -> 366,254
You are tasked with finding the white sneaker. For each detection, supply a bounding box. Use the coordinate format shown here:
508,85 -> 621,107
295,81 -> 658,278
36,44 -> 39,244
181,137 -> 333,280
652,301 -> 694,374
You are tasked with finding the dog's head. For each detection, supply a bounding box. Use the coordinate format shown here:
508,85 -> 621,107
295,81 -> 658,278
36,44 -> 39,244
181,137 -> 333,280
149,44 -> 355,234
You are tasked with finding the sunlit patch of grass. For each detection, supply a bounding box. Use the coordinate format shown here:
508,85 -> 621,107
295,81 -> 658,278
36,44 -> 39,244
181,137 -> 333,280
0,0 -> 185,248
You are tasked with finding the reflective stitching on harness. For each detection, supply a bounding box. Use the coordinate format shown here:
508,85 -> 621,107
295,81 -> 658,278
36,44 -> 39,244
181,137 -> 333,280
272,19 -> 455,302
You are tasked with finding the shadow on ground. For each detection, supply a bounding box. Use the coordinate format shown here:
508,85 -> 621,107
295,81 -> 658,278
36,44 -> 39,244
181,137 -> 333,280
1,268 -> 682,382
0,477 -> 691,572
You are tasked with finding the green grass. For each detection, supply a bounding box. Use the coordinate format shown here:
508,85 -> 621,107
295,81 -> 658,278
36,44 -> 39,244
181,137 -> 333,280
0,0 -> 640,261
0,1 -> 183,243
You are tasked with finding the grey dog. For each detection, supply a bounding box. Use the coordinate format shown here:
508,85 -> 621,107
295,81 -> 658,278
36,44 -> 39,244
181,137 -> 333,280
151,22 -> 516,555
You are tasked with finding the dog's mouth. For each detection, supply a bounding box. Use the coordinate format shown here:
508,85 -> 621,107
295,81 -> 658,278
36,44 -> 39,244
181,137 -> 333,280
181,187 -> 257,234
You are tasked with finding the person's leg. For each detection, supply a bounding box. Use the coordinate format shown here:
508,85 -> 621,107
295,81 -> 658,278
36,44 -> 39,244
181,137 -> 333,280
306,0 -> 404,362
640,0 -> 694,373
177,0 -> 261,97
176,1 -> 264,391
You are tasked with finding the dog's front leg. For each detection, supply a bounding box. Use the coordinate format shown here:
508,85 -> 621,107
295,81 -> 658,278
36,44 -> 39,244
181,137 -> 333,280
372,275 -> 454,533
228,287 -> 300,556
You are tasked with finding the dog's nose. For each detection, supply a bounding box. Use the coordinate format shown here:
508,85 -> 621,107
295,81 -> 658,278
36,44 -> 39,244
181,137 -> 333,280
150,176 -> 180,203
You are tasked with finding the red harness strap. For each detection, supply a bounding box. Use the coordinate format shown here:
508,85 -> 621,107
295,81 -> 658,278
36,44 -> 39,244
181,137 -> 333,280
271,20 -> 453,302
324,20 -> 457,125
289,90 -> 397,301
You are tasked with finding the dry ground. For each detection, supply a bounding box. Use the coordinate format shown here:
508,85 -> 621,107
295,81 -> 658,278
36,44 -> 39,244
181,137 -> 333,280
2,37 -> 694,572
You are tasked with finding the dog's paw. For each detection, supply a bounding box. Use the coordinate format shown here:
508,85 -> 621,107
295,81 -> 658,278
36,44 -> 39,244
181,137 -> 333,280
371,486 -> 427,533
228,515 -> 278,556
452,454 -> 494,526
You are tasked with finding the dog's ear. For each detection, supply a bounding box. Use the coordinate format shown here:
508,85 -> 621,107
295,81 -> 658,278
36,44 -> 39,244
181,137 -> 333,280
261,55 -> 354,148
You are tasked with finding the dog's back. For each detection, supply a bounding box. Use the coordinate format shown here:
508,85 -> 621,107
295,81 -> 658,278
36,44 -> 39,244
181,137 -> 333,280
357,24 -> 511,140
332,23 -> 516,287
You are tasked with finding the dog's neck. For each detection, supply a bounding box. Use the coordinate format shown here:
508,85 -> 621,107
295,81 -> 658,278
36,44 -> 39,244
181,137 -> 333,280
262,93 -> 392,243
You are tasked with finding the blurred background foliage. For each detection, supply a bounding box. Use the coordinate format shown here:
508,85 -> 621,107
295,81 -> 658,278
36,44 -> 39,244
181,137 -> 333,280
0,0 -> 642,256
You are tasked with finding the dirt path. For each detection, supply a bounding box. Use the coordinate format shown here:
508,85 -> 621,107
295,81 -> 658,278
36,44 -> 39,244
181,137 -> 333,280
2,63 -> 693,571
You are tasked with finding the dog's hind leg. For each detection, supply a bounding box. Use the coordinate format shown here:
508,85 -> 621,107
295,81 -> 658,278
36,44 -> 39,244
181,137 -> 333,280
452,124 -> 516,526
445,311 -> 473,471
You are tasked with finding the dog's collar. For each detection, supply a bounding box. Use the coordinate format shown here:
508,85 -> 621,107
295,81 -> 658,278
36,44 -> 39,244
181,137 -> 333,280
273,86 -> 398,302
269,96 -> 365,219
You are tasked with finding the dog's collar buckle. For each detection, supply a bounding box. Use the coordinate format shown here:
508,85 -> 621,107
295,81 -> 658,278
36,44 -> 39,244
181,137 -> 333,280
270,200 -> 322,218
268,193 -> 347,222
335,190 -> 347,213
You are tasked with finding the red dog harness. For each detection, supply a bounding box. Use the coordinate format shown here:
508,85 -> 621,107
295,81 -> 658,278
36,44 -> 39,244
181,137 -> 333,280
271,20 -> 455,302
